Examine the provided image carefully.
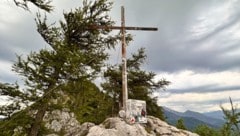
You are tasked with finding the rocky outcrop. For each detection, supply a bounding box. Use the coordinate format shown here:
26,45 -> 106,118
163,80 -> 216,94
43,108 -> 94,136
43,109 -> 198,136
86,116 -> 199,136
13,108 -> 198,136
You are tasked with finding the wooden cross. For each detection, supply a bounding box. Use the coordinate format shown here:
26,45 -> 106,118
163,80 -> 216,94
90,6 -> 158,113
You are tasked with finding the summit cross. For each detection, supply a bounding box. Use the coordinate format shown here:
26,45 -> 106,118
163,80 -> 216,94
90,6 -> 158,113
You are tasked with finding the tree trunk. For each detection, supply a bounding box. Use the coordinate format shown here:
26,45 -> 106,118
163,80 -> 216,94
28,103 -> 47,136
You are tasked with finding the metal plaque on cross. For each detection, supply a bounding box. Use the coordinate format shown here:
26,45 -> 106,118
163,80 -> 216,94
126,99 -> 147,124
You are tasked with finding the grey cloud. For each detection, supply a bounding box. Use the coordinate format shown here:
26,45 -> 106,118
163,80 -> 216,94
115,0 -> 240,73
191,15 -> 240,43
0,45 -> 16,61
1,0 -> 240,113
0,71 -> 19,84
4,0 -> 240,74
160,98 -> 240,107
2,0 -> 240,73
0,14 -> 46,62
168,85 -> 240,94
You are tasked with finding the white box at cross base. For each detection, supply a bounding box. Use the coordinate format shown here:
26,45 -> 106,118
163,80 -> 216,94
126,99 -> 147,123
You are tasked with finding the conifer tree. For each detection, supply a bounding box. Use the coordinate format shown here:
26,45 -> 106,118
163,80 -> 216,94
220,97 -> 240,136
1,0 -> 119,135
0,83 -> 22,118
176,118 -> 187,130
13,0 -> 53,12
101,48 -> 170,120
194,124 -> 220,136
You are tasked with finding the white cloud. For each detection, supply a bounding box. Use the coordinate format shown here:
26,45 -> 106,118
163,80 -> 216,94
0,60 -> 14,76
159,90 -> 240,104
156,70 -> 240,112
227,23 -> 240,40
158,90 -> 240,112
157,70 -> 240,89
0,2 -> 22,31
0,60 -> 18,83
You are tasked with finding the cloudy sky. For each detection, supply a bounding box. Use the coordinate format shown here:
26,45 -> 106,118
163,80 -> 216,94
1,0 -> 240,113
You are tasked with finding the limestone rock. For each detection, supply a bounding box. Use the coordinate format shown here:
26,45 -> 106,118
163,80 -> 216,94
87,118 -> 148,136
86,116 -> 199,136
43,108 -> 84,136
26,108 -> 199,136
147,116 -> 198,136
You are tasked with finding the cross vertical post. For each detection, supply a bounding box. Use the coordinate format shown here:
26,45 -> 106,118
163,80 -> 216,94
121,6 -> 128,112
87,6 -> 158,117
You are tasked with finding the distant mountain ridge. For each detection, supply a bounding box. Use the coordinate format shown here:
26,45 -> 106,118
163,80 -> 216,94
203,108 -> 240,121
163,107 -> 225,130
183,110 -> 224,127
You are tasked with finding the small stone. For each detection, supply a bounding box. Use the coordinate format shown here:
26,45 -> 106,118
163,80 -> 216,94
51,120 -> 62,132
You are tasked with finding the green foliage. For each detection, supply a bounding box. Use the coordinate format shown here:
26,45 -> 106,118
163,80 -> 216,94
101,48 -> 170,120
194,124 -> 220,136
176,118 -> 187,130
0,82 -> 38,119
13,0 -> 53,12
0,110 -> 34,136
64,80 -> 113,124
10,0 -> 118,114
220,124 -> 232,136
146,97 -> 166,121
0,83 -> 21,118
194,98 -> 240,136
2,0 -> 170,134
1,0 -> 119,135
220,97 -> 240,136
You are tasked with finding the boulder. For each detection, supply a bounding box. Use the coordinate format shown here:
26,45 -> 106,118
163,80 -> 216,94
26,109 -> 199,136
86,116 -> 199,136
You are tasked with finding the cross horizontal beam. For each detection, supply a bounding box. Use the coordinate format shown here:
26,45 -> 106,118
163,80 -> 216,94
87,6 -> 158,116
88,25 -> 158,31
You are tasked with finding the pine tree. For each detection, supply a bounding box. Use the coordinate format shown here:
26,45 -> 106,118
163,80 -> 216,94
0,83 -> 22,119
0,0 -> 119,135
101,48 -> 170,120
176,118 -> 187,130
220,97 -> 240,136
13,0 -> 53,12
63,80 -> 113,124
194,124 -> 220,136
